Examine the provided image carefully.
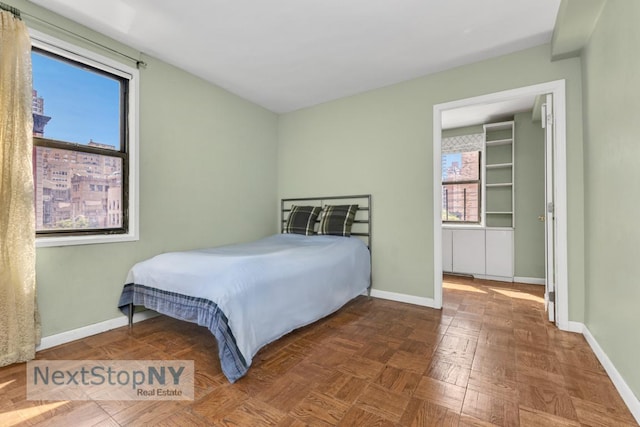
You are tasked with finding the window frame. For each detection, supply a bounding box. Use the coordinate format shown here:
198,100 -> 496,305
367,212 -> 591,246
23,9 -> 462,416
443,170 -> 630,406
30,29 -> 139,248
441,150 -> 482,224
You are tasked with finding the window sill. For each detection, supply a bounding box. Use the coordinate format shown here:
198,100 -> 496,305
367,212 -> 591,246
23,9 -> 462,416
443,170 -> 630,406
442,223 -> 484,230
36,231 -> 138,248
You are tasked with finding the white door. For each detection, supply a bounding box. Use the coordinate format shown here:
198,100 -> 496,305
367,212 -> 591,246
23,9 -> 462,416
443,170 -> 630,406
542,94 -> 557,323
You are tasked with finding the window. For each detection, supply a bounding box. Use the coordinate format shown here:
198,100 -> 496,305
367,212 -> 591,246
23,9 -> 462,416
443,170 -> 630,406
442,143 -> 482,223
30,30 -> 138,247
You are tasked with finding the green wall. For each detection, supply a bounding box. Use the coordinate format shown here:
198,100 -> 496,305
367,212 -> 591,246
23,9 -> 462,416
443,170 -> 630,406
6,0 -> 279,337
513,112 -> 545,279
581,0 -> 640,399
279,44 -> 585,320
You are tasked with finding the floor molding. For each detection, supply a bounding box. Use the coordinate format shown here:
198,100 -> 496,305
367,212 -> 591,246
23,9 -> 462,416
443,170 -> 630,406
36,310 -> 159,351
566,321 -> 584,334
475,274 -> 512,283
513,276 -> 545,285
36,290 -> 439,351
579,322 -> 640,423
370,289 -> 437,308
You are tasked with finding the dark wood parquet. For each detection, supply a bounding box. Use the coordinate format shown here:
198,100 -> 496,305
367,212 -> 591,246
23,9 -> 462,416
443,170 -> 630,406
0,275 -> 636,426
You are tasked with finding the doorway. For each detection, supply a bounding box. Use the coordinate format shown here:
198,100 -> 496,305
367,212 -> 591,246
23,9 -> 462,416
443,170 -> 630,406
432,80 -> 569,330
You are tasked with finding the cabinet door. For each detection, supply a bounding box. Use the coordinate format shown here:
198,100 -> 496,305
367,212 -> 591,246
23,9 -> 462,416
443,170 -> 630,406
452,229 -> 485,275
442,229 -> 453,272
485,229 -> 514,278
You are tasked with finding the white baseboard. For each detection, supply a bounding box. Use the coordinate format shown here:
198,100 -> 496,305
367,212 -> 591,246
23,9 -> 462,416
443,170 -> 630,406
566,321 -> 584,334
513,276 -> 546,285
473,274 -> 511,282
370,289 -> 437,308
36,310 -> 159,351
577,322 -> 640,424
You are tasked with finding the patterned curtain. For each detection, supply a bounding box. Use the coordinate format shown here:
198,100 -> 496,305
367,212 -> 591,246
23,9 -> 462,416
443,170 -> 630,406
441,133 -> 484,154
0,10 -> 40,366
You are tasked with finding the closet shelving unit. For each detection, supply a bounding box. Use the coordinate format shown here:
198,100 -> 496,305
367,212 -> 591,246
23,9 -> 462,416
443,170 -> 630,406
484,121 -> 514,228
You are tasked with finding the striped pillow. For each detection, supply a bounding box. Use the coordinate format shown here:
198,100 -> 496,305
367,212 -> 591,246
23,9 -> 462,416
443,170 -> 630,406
318,205 -> 358,237
284,205 -> 322,236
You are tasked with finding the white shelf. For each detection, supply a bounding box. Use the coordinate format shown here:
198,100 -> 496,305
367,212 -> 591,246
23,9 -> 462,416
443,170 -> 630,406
484,121 -> 514,131
486,162 -> 513,169
484,120 -> 514,229
486,138 -> 513,146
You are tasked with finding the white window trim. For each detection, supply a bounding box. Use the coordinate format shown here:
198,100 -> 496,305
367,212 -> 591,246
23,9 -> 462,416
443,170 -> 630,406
441,147 -> 483,225
30,29 -> 140,248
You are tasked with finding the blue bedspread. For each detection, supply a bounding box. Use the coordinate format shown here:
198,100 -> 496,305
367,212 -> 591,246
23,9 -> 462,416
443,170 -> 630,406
118,283 -> 249,381
117,234 -> 370,382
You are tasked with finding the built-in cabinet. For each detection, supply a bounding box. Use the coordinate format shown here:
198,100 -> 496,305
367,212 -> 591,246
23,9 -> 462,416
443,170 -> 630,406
442,120 -> 515,281
485,229 -> 514,278
451,229 -> 485,275
442,228 -> 453,272
442,228 -> 514,281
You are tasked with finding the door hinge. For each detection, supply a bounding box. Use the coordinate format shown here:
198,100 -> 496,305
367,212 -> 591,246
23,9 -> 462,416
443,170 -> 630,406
548,291 -> 555,303
547,202 -> 554,214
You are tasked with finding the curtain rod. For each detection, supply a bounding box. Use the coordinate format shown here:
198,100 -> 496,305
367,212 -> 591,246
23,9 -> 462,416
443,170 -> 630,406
0,2 -> 21,19
0,3 -> 146,69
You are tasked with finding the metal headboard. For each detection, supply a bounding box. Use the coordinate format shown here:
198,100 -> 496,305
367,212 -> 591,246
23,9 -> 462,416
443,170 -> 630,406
281,194 -> 372,294
281,194 -> 371,246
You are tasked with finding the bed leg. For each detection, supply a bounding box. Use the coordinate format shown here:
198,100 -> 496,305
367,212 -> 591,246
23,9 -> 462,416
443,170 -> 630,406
128,303 -> 134,328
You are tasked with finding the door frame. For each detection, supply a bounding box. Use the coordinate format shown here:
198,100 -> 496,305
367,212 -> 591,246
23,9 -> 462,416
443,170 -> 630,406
542,93 -> 557,323
432,80 -> 569,330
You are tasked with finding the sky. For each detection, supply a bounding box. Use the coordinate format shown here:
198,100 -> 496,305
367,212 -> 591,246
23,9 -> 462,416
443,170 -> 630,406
441,153 -> 461,180
31,51 -> 121,149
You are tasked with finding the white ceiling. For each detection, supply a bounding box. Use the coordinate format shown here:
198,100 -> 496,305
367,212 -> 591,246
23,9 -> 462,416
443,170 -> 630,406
30,0 -> 561,114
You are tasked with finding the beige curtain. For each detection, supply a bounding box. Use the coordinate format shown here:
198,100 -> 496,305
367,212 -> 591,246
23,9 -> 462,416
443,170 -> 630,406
0,11 -> 40,366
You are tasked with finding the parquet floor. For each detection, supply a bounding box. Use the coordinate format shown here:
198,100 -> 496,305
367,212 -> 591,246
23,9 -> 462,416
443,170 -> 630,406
0,275 -> 637,426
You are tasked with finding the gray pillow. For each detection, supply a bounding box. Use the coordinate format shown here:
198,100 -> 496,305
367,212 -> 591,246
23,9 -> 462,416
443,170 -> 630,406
283,205 -> 322,236
318,205 -> 358,237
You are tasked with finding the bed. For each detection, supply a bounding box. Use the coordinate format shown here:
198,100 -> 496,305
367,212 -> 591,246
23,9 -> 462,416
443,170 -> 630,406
118,195 -> 372,383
